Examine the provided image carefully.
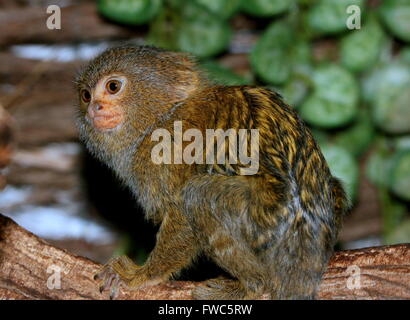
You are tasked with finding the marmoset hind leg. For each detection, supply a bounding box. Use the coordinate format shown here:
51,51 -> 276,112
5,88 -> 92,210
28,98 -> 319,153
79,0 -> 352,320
182,174 -> 337,300
95,208 -> 199,299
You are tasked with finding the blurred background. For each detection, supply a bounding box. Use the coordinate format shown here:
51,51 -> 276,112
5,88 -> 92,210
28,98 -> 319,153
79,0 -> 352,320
0,0 -> 409,271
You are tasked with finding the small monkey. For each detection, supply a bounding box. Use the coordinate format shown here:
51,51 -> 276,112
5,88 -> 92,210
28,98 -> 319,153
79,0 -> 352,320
75,45 -> 349,299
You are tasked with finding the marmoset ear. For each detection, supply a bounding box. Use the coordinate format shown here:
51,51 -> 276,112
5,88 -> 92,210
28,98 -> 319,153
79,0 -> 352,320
159,52 -> 204,102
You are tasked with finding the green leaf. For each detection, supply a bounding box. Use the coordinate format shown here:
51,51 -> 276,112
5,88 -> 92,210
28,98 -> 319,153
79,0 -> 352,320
194,0 -> 242,19
200,61 -> 249,86
148,2 -> 231,58
365,138 -> 394,188
147,8 -> 179,51
362,62 -> 410,104
241,0 -> 295,17
393,135 -> 410,151
98,0 -> 162,25
282,77 -> 310,108
251,22 -> 311,85
389,150 -> 410,201
177,18 -> 231,58
372,85 -> 410,134
379,0 -> 410,42
320,144 -> 359,202
310,128 -> 329,145
379,189 -> 407,239
399,47 -> 410,64
340,16 -> 385,72
251,22 -> 293,85
362,61 -> 410,134
385,219 -> 410,245
333,108 -> 375,157
299,64 -> 359,128
366,152 -> 390,188
307,0 -> 364,35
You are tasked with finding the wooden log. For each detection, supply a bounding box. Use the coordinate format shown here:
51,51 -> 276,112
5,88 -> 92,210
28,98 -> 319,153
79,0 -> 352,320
0,0 -> 92,9
0,104 -> 13,190
0,52 -> 80,84
0,105 -> 12,168
0,53 -> 80,147
0,214 -> 409,300
0,3 -> 139,47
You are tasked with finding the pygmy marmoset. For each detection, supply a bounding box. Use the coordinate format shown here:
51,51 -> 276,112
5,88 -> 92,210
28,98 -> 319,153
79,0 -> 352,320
75,45 -> 349,300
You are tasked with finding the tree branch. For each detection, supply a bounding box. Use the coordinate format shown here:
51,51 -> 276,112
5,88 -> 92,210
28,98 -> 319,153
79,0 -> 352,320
0,214 -> 409,300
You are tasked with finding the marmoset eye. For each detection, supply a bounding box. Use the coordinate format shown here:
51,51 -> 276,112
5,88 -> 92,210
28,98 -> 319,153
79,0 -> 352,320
106,80 -> 122,94
81,89 -> 91,103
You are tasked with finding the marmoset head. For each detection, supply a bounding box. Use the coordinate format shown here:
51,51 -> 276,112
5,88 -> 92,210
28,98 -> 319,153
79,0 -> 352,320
75,45 -> 203,160
76,45 -> 202,133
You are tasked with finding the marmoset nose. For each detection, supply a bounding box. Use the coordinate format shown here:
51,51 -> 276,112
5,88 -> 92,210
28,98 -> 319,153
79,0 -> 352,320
90,103 -> 104,114
95,104 -> 104,111
87,103 -> 104,118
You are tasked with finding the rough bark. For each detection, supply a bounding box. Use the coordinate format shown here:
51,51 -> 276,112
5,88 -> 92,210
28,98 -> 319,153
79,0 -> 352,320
0,214 -> 408,300
0,104 -> 13,190
0,3 -> 139,47
0,53 -> 80,147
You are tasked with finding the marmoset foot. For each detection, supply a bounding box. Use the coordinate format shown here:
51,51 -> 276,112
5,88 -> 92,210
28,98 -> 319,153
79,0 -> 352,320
94,255 -> 160,299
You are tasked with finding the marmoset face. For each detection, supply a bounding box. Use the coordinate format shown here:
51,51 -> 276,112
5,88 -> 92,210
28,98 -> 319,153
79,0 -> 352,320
76,46 -> 200,138
78,74 -> 128,132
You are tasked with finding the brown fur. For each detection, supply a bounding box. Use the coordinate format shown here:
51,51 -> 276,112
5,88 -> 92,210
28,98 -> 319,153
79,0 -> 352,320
75,45 -> 349,300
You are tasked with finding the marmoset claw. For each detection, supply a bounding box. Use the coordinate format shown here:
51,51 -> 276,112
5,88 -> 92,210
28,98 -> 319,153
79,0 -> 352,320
94,255 -> 147,299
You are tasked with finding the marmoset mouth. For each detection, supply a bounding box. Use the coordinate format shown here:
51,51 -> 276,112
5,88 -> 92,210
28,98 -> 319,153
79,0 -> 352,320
93,116 -> 123,131
86,104 -> 124,131
86,113 -> 123,131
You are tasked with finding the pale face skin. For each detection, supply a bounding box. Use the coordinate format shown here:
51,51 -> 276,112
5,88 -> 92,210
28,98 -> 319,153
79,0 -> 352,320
79,74 -> 127,132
